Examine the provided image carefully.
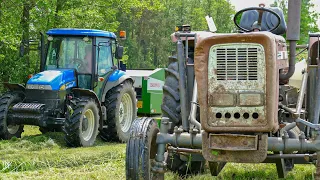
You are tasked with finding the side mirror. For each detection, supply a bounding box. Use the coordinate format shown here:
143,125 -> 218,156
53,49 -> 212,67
115,45 -> 124,59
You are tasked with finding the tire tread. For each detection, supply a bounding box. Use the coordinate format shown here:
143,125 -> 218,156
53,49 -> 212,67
0,92 -> 24,139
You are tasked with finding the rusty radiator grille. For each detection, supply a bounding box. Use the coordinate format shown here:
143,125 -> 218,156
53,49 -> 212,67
216,47 -> 258,80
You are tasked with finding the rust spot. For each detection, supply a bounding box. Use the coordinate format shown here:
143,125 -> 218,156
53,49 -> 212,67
209,94 -> 235,106
209,134 -> 258,151
202,132 -> 268,163
214,84 -> 226,93
213,68 -> 217,75
279,123 -> 286,129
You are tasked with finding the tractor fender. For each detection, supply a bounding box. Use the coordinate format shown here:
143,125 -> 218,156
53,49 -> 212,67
3,83 -> 25,92
3,83 -> 25,98
101,75 -> 134,102
71,88 -> 102,125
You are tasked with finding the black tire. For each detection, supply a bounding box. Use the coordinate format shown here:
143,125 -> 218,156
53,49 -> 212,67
166,153 -> 205,177
0,92 -> 24,139
162,55 -> 181,131
100,80 -> 136,142
126,117 -> 164,180
63,97 -> 99,147
162,55 -> 205,177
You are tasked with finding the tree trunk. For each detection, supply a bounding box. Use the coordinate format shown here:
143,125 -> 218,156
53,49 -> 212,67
20,0 -> 32,68
54,0 -> 63,27
153,47 -> 157,67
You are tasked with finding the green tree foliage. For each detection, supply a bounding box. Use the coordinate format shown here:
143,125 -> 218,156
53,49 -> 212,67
1,0 -> 318,88
0,0 -> 236,88
272,0 -> 319,44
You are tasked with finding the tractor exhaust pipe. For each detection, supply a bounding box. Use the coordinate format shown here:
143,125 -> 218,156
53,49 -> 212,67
279,0 -> 301,80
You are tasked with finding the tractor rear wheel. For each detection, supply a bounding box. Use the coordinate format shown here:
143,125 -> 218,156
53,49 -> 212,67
126,117 -> 164,180
0,92 -> 24,139
162,55 -> 205,176
162,55 -> 181,132
64,98 -> 99,147
100,80 -> 136,142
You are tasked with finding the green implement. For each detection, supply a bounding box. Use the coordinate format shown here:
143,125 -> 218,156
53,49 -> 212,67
126,68 -> 164,116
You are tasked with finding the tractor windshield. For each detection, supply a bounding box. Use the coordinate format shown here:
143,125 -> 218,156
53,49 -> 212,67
45,36 -> 93,74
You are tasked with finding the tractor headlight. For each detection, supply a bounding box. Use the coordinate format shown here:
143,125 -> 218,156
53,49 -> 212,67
26,84 -> 52,90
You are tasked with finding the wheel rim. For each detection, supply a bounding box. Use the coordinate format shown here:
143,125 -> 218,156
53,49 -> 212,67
81,109 -> 95,141
7,125 -> 19,134
118,93 -> 133,132
7,101 -> 20,135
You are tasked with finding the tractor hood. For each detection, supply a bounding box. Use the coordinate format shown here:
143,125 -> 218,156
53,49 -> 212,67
27,69 -> 76,90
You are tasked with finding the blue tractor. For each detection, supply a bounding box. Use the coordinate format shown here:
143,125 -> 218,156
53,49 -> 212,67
0,28 -> 137,147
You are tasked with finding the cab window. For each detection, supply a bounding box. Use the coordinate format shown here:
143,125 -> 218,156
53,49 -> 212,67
96,37 -> 113,75
45,36 -> 93,74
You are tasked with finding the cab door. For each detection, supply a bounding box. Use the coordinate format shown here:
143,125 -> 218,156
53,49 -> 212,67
94,37 -> 114,99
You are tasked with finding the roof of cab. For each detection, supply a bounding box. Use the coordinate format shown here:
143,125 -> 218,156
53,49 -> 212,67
46,28 -> 116,39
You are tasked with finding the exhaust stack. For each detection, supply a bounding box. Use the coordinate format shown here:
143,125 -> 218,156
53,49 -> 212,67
279,0 -> 301,80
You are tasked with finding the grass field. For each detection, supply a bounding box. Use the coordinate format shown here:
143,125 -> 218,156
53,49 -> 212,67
0,126 -> 315,180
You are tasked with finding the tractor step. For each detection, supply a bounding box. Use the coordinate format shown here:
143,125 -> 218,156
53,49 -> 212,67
12,102 -> 45,113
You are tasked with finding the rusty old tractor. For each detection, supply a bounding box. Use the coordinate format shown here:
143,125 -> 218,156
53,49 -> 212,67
125,0 -> 320,179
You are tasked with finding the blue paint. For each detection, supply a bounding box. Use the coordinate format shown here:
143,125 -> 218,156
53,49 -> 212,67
27,69 -> 76,90
108,70 -> 125,82
47,28 -> 116,39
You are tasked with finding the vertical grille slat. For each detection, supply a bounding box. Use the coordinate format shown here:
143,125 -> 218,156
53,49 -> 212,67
216,46 -> 258,81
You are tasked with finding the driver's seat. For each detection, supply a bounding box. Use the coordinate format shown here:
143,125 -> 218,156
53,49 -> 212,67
239,7 -> 287,35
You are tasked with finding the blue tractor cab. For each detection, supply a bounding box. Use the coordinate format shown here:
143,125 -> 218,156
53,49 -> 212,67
0,28 -> 137,147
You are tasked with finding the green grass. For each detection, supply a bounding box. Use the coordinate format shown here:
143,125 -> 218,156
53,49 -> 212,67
0,126 -> 316,179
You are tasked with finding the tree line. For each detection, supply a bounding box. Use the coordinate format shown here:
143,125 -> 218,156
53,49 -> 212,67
0,0 -> 318,89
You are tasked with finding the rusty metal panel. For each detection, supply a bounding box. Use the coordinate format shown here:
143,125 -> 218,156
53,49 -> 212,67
208,106 -> 266,127
209,134 -> 258,151
202,131 -> 268,163
194,32 -> 280,133
208,43 -> 265,93
212,45 -> 260,81
239,93 -> 263,106
309,35 -> 320,65
276,36 -> 288,69
207,43 -> 267,128
209,93 -> 235,106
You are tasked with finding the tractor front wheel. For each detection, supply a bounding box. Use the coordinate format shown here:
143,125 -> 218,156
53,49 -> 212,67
126,117 -> 164,180
0,92 -> 24,139
100,80 -> 136,142
64,98 -> 99,147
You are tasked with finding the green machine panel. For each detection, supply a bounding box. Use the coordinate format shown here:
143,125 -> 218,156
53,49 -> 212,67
126,69 -> 165,115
